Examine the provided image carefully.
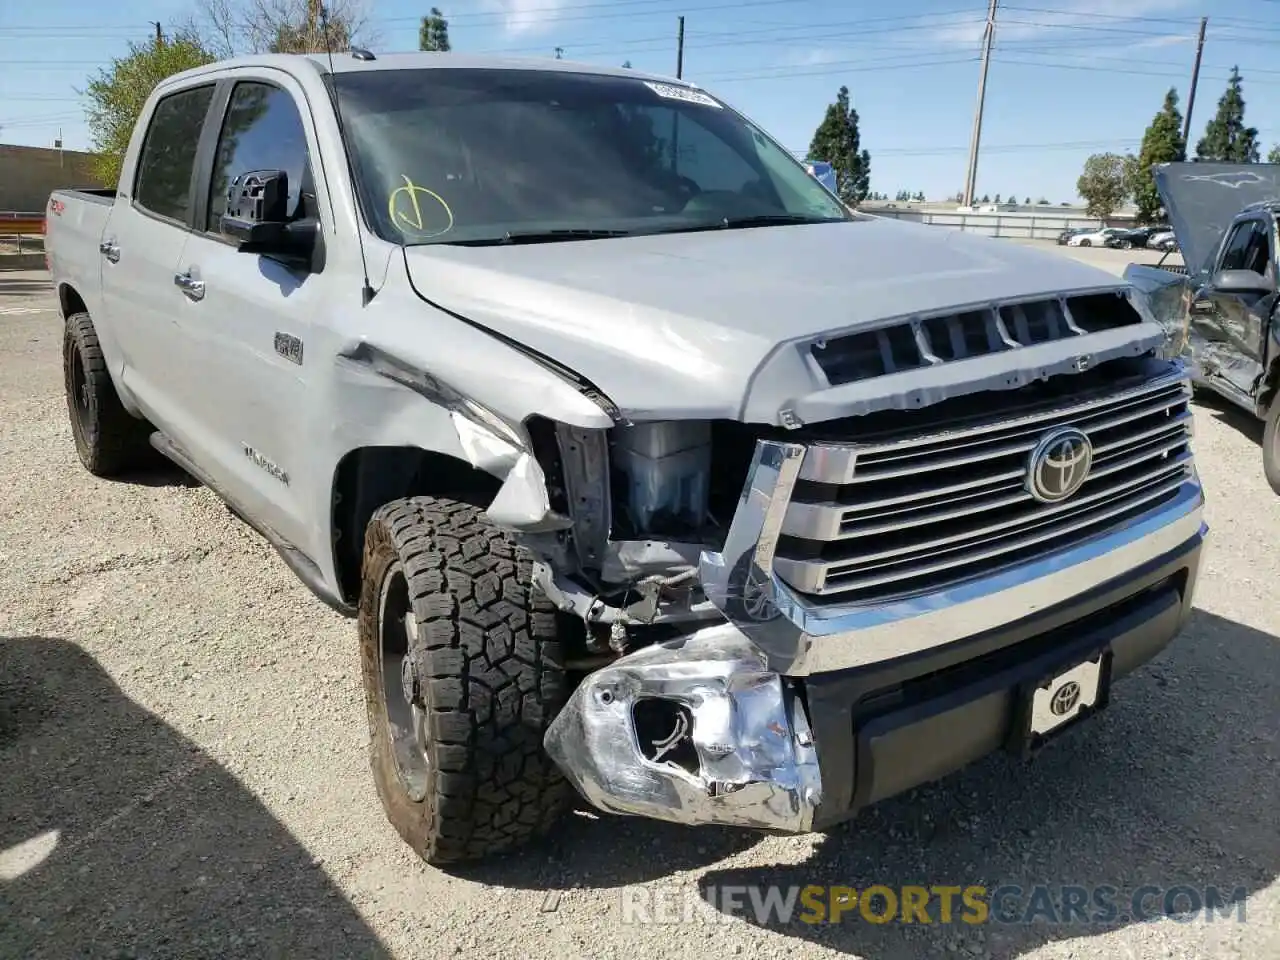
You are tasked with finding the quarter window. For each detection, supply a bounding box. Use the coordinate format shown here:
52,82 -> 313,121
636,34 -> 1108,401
207,81 -> 314,232
133,84 -> 216,223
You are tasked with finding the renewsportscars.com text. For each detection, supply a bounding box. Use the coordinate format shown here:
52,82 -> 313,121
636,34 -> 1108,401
620,884 -> 1250,927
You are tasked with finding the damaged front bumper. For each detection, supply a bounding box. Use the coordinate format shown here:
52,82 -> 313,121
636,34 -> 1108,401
543,625 -> 822,831
543,373 -> 1208,833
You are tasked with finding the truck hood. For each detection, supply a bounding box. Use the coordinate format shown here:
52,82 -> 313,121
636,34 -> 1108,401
1153,161 -> 1280,281
402,216 -> 1129,422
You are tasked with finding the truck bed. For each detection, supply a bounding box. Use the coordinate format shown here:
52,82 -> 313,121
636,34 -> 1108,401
46,188 -> 118,322
57,188 -> 117,205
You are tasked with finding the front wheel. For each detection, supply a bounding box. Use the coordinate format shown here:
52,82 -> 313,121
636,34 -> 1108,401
357,495 -> 571,864
1079,239 -> 1092,247
1263,390 -> 1280,496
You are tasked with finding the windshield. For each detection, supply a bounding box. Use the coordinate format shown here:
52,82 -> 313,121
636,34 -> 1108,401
330,68 -> 851,246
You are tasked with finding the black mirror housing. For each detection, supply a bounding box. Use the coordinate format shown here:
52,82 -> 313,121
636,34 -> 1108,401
1209,268 -> 1276,296
218,168 -> 320,269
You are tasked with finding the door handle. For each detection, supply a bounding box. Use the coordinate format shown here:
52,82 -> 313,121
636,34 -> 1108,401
174,272 -> 206,301
99,241 -> 120,263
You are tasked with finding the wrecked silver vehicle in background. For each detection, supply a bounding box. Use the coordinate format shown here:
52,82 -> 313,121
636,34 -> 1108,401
1125,161 -> 1280,494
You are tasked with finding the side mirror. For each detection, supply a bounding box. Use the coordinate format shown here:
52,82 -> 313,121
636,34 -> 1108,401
1209,268 -> 1276,297
219,169 -> 320,269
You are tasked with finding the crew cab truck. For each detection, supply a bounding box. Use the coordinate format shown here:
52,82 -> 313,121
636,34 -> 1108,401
1125,160 -> 1280,495
47,51 -> 1208,865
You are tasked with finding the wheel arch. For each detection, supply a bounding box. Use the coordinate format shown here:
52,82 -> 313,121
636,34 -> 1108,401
330,446 -> 503,606
58,282 -> 88,320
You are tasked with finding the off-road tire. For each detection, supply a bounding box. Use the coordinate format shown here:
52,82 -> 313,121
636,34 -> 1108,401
62,311 -> 155,477
357,495 -> 571,864
1262,389 -> 1280,496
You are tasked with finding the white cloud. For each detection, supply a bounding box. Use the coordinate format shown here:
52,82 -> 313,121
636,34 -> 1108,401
1130,33 -> 1195,49
488,0 -> 567,36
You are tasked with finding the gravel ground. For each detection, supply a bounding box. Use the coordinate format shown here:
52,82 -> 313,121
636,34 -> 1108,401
1,244 -> 1276,960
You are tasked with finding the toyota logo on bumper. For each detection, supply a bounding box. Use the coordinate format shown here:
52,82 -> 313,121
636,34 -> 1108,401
1027,427 -> 1093,503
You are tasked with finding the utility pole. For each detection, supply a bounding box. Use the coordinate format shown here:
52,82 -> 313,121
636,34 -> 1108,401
676,16 -> 685,79
150,21 -> 164,45
961,0 -> 999,209
1182,17 -> 1208,148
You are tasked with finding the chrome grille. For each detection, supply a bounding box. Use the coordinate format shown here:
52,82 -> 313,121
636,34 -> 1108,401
772,373 -> 1194,601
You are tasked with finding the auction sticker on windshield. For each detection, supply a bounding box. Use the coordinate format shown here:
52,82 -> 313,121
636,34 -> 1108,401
643,81 -> 723,108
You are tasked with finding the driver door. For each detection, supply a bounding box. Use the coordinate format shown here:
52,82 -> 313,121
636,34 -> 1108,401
1202,217 -> 1276,399
169,72 -> 327,555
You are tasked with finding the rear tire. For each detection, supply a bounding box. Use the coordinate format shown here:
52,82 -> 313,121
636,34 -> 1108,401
62,311 -> 155,477
1263,390 -> 1280,496
357,495 -> 571,864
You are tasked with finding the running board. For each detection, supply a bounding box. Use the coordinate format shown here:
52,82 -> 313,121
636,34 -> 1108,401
148,432 -> 357,618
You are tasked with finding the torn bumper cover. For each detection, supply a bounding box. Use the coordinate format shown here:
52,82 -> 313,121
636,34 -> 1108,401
542,626 -> 822,831
542,372 -> 1208,831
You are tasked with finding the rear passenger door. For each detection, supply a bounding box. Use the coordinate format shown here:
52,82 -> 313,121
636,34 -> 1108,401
173,72 -> 327,554
102,82 -> 217,434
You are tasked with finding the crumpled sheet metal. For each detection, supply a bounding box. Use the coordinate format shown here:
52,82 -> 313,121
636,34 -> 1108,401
543,624 -> 822,832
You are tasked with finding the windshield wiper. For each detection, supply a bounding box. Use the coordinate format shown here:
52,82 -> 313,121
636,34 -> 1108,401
648,214 -> 846,235
446,228 -> 632,247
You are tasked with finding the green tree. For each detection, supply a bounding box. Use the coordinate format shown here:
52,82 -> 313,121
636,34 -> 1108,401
419,6 -> 450,51
1076,152 -> 1129,219
1267,145 -> 1280,164
83,30 -> 216,187
1195,66 -> 1260,163
1023,196 -> 1031,204
621,59 -> 632,68
1128,88 -> 1186,223
980,194 -> 990,203
807,85 -> 871,205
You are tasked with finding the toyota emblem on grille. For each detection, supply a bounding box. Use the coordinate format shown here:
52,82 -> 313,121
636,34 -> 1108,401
1027,427 -> 1093,503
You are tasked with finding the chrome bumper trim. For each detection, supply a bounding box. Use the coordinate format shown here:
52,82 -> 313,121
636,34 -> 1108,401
543,625 -> 822,831
697,439 -> 1206,676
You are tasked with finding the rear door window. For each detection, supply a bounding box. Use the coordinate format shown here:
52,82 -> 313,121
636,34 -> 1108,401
133,84 -> 216,224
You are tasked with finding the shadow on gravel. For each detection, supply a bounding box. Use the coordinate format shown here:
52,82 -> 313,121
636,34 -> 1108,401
1192,391 -> 1265,446
0,636 -> 392,960
104,460 -> 203,489
690,608 -> 1279,958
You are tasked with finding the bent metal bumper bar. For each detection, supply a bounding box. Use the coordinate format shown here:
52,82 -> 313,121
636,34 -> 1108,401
544,405 -> 1206,831
543,625 -> 823,831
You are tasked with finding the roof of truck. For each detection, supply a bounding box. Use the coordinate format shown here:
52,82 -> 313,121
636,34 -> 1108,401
163,50 -> 693,88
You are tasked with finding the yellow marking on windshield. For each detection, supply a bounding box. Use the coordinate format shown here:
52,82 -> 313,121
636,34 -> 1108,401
388,175 -> 454,238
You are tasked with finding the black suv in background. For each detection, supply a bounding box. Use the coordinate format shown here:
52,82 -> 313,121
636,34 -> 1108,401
1108,225 -> 1170,249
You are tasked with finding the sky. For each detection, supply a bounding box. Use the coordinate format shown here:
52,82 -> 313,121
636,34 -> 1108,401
5,0 -> 1280,203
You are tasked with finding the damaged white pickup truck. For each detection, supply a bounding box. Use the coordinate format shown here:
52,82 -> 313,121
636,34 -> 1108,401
46,51 -> 1208,864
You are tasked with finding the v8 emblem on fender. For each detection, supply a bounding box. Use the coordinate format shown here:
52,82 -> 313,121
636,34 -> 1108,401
274,332 -> 304,365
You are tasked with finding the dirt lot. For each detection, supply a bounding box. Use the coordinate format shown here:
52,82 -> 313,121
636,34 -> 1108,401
1,244 -> 1277,960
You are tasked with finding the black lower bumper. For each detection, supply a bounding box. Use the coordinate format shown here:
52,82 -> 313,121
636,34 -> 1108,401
804,530 -> 1203,829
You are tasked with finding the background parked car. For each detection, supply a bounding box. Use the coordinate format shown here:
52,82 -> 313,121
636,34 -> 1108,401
1149,229 -> 1177,251
1106,226 -> 1164,249
1067,227 -> 1125,247
1057,227 -> 1090,245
